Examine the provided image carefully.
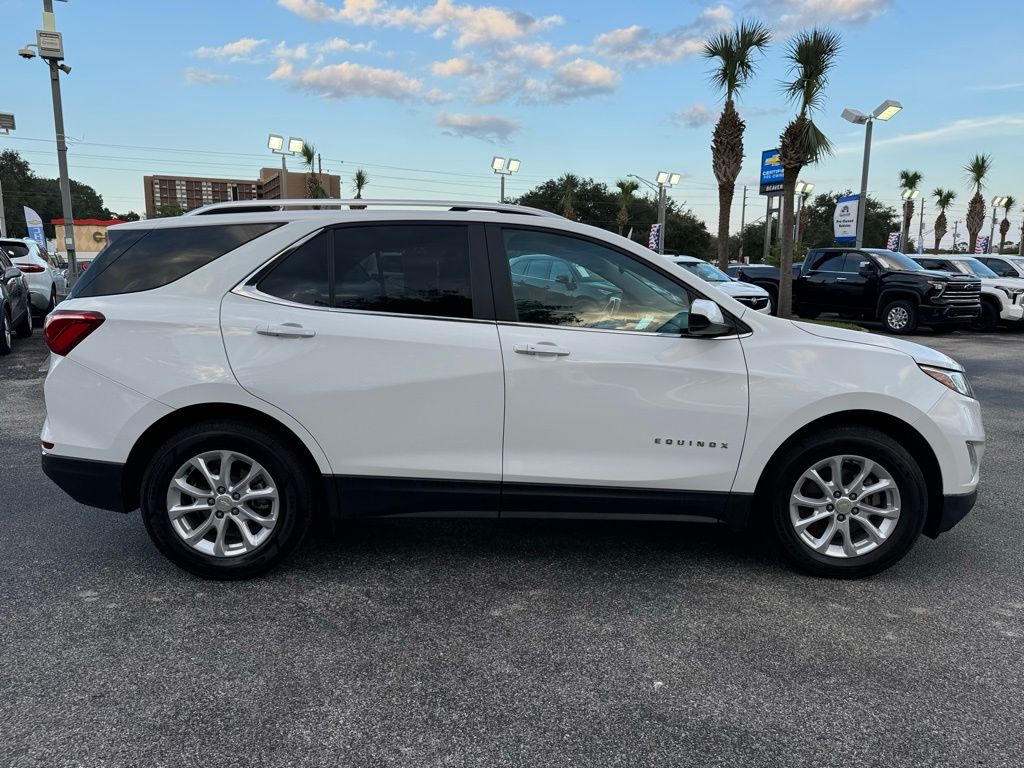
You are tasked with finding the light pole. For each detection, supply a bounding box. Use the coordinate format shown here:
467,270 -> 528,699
268,134 -> 304,199
794,180 -> 814,243
0,112 -> 14,237
901,188 -> 919,253
842,99 -> 902,248
628,172 -> 680,254
491,156 -> 520,203
20,0 -> 78,285
988,196 -> 1008,254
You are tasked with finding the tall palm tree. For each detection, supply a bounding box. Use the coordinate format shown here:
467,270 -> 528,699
300,142 -> 326,199
898,170 -> 923,254
704,20 -> 772,270
615,179 -> 639,235
964,154 -> 991,254
776,28 -> 842,318
560,174 -> 580,220
998,195 -> 1016,254
353,168 -> 369,199
932,188 -> 956,252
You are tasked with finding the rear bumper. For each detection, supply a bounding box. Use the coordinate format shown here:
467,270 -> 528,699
41,453 -> 127,513
924,490 -> 977,538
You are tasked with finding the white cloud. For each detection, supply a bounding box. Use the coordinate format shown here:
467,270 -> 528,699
279,61 -> 422,100
673,103 -> 718,127
523,58 -> 619,102
594,6 -> 732,67
507,42 -> 564,69
432,56 -> 476,76
185,67 -> 234,85
273,41 -> 311,59
425,87 -> 454,103
973,82 -> 1024,92
750,0 -> 890,32
318,36 -> 375,53
437,111 -> 520,141
278,0 -> 561,48
836,114 -> 1024,153
194,37 -> 266,61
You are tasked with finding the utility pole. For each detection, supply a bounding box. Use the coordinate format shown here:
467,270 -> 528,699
737,185 -> 747,263
762,196 -> 775,263
952,220 -> 960,253
0,177 -> 6,237
917,199 -> 926,254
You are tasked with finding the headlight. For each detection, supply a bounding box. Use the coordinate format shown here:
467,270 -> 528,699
995,285 -> 1024,298
927,279 -> 946,295
920,365 -> 974,398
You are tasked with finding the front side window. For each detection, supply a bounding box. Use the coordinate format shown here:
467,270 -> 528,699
678,260 -> 731,283
810,251 -> 845,272
979,258 -> 1014,277
842,254 -> 873,273
334,224 -> 473,319
503,229 -> 694,334
950,258 -> 998,279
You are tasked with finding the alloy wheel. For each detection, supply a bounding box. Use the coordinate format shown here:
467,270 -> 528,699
165,450 -> 280,557
887,306 -> 909,330
789,454 -> 902,559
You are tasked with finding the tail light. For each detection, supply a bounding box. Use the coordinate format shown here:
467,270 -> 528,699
16,262 -> 45,274
44,310 -> 105,356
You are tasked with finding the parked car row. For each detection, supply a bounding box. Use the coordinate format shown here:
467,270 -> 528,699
727,248 -> 1024,335
0,237 -> 69,355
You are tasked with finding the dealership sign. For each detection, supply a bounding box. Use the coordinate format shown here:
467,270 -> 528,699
759,149 -> 784,195
833,194 -> 859,244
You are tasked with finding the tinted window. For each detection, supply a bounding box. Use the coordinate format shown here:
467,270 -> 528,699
549,260 -> 573,283
258,232 -> 330,306
72,223 -> 280,298
1,242 -> 30,261
0,251 -> 11,269
503,229 -> 694,334
333,225 -> 473,319
810,252 -> 845,271
525,259 -> 551,279
916,258 -> 946,271
843,254 -> 873,273
864,249 -> 923,271
980,258 -> 1015,277
510,258 -> 529,275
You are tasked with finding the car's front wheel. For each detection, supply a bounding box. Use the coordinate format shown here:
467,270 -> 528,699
769,426 -> 927,578
0,310 -> 12,355
140,420 -> 314,579
881,299 -> 918,334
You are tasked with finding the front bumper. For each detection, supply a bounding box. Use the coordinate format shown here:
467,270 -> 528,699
998,299 -> 1024,323
919,303 -> 981,325
924,490 -> 977,538
41,453 -> 127,512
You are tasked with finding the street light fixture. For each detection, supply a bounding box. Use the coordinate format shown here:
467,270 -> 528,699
268,133 -> 303,199
491,156 -> 520,203
19,0 -> 79,285
631,171 -> 680,254
989,195 -> 1009,254
842,98 -> 903,248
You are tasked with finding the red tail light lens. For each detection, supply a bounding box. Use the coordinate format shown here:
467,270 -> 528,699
44,311 -> 105,356
16,262 -> 45,273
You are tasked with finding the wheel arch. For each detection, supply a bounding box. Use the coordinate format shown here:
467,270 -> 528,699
751,409 -> 943,536
121,402 -> 329,513
875,289 -> 921,317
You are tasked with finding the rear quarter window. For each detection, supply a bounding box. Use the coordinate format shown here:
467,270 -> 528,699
70,223 -> 281,298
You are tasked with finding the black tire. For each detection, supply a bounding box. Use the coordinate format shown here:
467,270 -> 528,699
764,286 -> 779,316
769,426 -> 927,579
14,300 -> 32,338
0,310 -> 12,355
46,287 -> 56,315
140,420 -> 314,579
971,301 -> 999,333
880,299 -> 918,334
797,309 -> 821,320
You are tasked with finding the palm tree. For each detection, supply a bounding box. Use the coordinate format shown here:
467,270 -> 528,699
560,174 -> 580,220
300,142 -> 326,199
932,188 -> 956,252
898,170 -> 923,254
964,154 -> 991,254
615,179 -> 639,235
998,195 -> 1016,254
703,20 -> 772,270
353,168 -> 369,199
776,28 -> 842,318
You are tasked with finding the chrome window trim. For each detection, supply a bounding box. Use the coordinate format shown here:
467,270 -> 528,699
496,319 -> 747,341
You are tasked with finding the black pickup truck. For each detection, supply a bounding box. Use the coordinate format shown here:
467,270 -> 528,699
730,248 -> 982,333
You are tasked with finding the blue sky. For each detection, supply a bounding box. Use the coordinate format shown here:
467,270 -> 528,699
1,0 -> 1022,246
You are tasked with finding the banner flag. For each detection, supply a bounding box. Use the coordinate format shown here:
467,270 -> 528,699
648,223 -> 662,251
886,232 -> 901,251
24,207 -> 46,249
974,236 -> 989,254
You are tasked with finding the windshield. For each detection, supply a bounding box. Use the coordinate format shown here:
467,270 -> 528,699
677,260 -> 731,283
949,258 -> 998,279
864,249 -> 923,271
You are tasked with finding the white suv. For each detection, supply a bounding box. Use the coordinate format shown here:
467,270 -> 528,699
1,237 -> 67,315
41,200 -> 984,579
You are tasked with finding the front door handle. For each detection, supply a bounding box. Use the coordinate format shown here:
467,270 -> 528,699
257,322 -> 316,338
514,342 -> 570,357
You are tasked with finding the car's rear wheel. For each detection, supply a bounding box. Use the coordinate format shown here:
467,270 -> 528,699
971,301 -> 999,332
45,286 -> 56,315
881,300 -> 918,334
14,300 -> 33,338
769,426 -> 927,578
140,421 -> 313,579
0,310 -> 12,355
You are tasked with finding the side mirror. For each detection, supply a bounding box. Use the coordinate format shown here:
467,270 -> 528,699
4,267 -> 22,281
554,273 -> 574,289
689,299 -> 732,337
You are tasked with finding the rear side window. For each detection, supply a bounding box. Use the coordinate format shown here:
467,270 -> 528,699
258,233 -> 330,307
71,223 -> 281,298
809,252 -> 845,272
1,242 -> 30,261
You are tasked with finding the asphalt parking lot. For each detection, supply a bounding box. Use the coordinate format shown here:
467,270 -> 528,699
1,326 -> 1022,768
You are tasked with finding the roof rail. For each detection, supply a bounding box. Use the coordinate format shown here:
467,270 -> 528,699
185,198 -> 562,219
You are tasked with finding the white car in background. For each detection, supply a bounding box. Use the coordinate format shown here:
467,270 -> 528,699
976,254 -> 1024,280
2,238 -> 67,315
665,255 -> 772,314
914,255 -> 1024,332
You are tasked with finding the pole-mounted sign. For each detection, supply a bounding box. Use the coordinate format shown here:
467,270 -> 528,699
833,194 -> 859,244
759,149 -> 784,196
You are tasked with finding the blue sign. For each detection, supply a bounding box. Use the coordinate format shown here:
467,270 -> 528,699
23,206 -> 46,249
759,149 -> 784,196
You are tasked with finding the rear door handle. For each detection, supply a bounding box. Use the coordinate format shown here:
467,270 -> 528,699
514,342 -> 570,357
256,322 -> 316,338
835,277 -> 847,281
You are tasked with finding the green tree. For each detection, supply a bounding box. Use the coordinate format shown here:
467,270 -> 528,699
353,168 -> 369,199
931,188 -> 956,252
152,202 -> 188,218
559,173 -> 581,220
703,19 -> 772,270
898,170 -> 923,253
777,28 -> 842,318
999,195 -> 1015,254
300,142 -> 327,199
963,154 -> 991,254
615,179 -> 639,235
